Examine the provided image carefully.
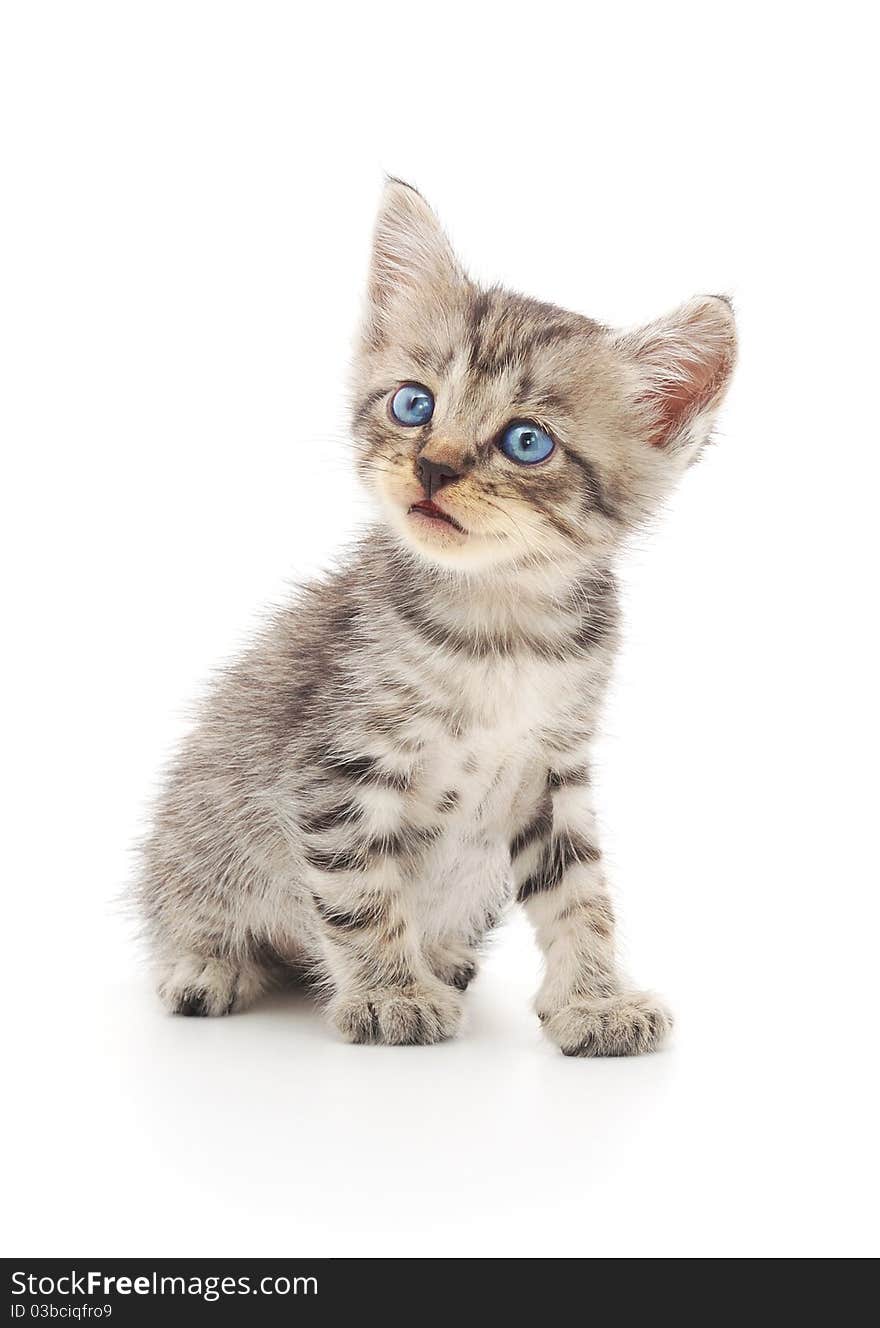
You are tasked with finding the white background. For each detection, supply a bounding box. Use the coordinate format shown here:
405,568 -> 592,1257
2,1 -> 878,1259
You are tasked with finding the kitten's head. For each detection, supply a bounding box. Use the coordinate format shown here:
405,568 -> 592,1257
352,180 -> 736,575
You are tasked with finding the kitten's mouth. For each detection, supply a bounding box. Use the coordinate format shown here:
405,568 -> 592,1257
407,499 -> 466,534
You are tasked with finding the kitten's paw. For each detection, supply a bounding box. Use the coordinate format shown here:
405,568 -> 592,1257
158,955 -> 268,1017
425,939 -> 479,991
330,981 -> 463,1046
540,991 -> 673,1057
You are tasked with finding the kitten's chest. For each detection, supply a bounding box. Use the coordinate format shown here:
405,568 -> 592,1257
410,652 -> 593,830
406,671 -> 564,937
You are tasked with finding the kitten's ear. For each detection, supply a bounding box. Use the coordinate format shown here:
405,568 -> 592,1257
363,179 -> 467,347
618,296 -> 737,459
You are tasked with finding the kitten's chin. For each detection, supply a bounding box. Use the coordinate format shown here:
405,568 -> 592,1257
382,501 -> 514,571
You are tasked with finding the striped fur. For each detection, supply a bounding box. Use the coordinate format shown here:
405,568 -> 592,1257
138,181 -> 736,1054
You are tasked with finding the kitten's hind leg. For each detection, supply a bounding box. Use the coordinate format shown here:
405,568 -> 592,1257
158,951 -> 273,1017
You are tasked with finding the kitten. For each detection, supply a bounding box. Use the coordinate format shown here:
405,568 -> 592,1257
138,180 -> 736,1055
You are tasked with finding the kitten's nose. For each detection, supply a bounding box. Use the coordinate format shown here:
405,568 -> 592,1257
417,456 -> 460,501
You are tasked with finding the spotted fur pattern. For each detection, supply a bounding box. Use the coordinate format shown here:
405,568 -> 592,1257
138,181 -> 737,1055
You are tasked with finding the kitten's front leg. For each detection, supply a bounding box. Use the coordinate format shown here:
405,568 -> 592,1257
513,768 -> 672,1057
312,856 -> 463,1046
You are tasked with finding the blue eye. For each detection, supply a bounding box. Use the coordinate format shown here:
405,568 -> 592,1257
390,383 -> 434,426
498,420 -> 555,465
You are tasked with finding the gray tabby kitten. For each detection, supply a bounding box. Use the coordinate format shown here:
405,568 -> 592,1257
139,180 -> 736,1055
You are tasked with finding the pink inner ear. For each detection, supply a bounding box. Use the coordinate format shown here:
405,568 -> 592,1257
636,302 -> 736,448
647,350 -> 729,446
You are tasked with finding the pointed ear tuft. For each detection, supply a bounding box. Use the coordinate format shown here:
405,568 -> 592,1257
620,295 -> 737,456
363,180 -> 466,348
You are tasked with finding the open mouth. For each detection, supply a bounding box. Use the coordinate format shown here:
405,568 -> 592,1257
407,499 -> 465,533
